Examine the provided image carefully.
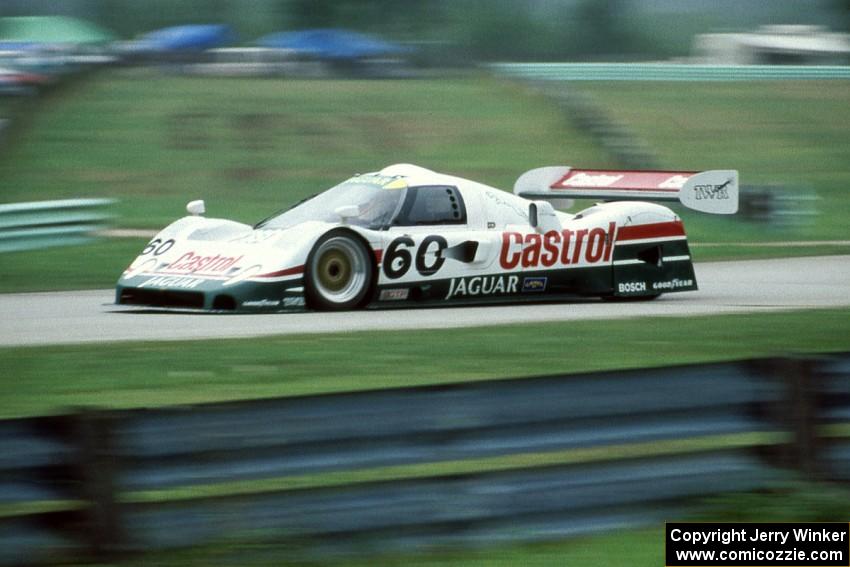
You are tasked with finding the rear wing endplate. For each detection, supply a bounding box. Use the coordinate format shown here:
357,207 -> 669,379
514,167 -> 738,214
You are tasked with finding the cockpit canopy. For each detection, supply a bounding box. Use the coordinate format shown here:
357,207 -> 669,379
257,174 -> 466,230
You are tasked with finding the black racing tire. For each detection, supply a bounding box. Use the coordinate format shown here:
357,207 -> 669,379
304,230 -> 374,311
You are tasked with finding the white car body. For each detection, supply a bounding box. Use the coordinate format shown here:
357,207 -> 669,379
116,163 -> 738,311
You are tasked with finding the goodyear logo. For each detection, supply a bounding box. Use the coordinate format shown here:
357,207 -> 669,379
522,277 -> 547,293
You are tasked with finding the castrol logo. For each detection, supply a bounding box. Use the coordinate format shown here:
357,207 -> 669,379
499,222 -> 616,270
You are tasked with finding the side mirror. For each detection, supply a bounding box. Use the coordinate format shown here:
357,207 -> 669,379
335,205 -> 360,222
186,200 -> 205,216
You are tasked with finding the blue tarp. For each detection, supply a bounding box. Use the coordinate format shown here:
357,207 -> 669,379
0,42 -> 40,52
256,28 -> 409,60
136,24 -> 233,52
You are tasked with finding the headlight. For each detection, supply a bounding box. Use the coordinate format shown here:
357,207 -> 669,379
223,264 -> 262,287
123,258 -> 158,278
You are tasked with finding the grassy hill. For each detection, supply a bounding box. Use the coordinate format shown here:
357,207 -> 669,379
574,81 -> 850,244
0,69 -> 610,229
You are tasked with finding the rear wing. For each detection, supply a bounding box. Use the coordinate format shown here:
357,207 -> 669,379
514,167 -> 739,214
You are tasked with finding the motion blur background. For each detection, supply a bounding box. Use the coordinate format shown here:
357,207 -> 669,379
0,1 -> 849,565
5,0 -> 850,62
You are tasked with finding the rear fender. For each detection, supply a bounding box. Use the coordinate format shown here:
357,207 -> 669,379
610,208 -> 697,297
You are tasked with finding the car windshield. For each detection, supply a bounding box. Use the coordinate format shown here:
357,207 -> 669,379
256,176 -> 407,230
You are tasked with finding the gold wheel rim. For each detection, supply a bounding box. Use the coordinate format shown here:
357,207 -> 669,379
317,250 -> 352,292
310,236 -> 369,305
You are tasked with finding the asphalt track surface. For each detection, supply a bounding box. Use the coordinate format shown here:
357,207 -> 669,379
2,256 -> 849,347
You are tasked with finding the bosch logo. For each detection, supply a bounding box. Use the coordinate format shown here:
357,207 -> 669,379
618,281 -> 647,294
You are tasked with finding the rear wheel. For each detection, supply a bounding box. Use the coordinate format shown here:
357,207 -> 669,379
304,231 -> 373,311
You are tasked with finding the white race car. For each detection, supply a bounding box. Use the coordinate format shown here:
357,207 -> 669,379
116,163 -> 738,311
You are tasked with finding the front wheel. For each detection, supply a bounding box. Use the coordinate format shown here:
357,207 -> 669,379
304,231 -> 373,311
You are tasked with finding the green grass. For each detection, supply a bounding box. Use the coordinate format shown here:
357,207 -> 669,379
573,81 -> 850,243
1,308 -> 849,419
0,69 -> 609,230
0,238 -> 145,293
73,527 -> 663,567
690,243 -> 850,262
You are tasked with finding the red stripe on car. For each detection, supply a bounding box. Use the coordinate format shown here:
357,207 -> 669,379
617,221 -> 685,242
255,265 -> 305,278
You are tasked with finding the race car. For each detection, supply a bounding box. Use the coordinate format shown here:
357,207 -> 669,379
115,163 -> 738,312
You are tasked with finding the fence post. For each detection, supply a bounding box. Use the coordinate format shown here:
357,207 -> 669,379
810,355 -> 850,484
71,410 -> 124,558
788,358 -> 822,479
775,358 -> 822,478
751,357 -> 823,478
